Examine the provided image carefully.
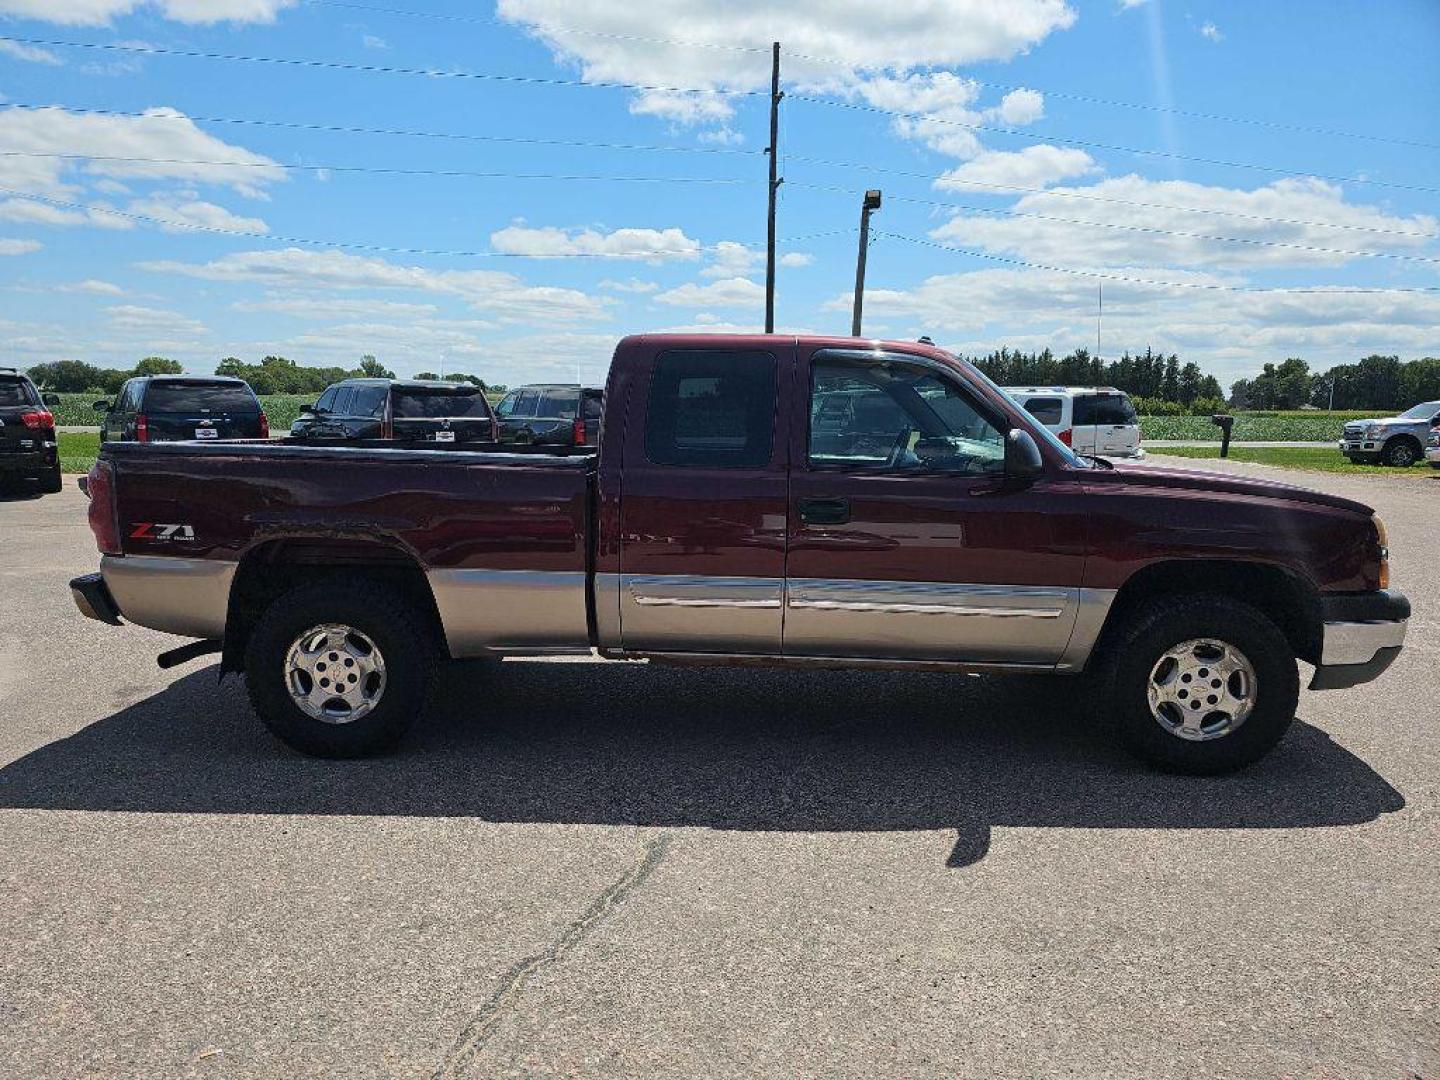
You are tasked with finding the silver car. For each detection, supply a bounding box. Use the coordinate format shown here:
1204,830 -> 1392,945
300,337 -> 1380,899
1339,401 -> 1440,466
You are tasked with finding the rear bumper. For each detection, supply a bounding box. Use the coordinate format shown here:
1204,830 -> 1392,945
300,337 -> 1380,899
0,444 -> 57,473
1310,589 -> 1409,690
69,572 -> 123,626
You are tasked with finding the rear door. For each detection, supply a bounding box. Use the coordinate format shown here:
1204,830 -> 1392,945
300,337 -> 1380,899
0,376 -> 40,457
617,343 -> 791,653
141,381 -> 261,442
391,385 -> 495,444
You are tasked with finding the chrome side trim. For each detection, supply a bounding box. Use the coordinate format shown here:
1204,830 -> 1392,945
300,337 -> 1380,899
629,650 -> 1060,675
427,568 -> 589,658
594,571 -> 622,650
100,554 -> 235,639
1320,618 -> 1408,666
618,573 -> 784,653
782,578 -> 1080,663
625,575 -> 783,609
1055,587 -> 1120,672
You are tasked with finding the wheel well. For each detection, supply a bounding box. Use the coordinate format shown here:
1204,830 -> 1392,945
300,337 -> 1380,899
221,537 -> 444,673
1384,433 -> 1422,452
1101,560 -> 1321,665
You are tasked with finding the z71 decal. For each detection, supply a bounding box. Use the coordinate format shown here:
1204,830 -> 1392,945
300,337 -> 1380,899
129,522 -> 196,541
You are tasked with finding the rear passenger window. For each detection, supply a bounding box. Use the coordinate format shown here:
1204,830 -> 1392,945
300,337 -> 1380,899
540,389 -> 580,418
1076,395 -> 1137,426
351,385 -> 389,418
1022,397 -> 1064,426
645,350 -> 775,469
582,393 -> 604,420
512,390 -> 539,417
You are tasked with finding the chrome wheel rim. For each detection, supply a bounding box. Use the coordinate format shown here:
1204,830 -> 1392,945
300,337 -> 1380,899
1147,638 -> 1256,742
284,624 -> 387,724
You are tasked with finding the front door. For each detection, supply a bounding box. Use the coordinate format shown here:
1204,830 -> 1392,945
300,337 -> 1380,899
784,348 -> 1089,665
617,344 -> 791,653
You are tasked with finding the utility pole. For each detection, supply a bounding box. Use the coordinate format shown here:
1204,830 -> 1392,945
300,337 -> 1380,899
764,41 -> 782,334
850,189 -> 882,337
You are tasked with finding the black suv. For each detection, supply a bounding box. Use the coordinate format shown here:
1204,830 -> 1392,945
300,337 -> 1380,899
0,368 -> 62,494
289,378 -> 499,445
494,384 -> 603,446
96,376 -> 268,443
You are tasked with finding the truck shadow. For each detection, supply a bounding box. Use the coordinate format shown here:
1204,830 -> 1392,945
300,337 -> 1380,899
0,660 -> 1404,867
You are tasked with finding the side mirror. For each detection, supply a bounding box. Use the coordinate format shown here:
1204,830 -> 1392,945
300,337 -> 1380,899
42,393 -> 60,409
1004,428 -> 1044,479
93,400 -> 112,413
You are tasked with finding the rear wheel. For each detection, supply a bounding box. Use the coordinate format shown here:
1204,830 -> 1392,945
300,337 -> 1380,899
244,580 -> 438,757
1095,595 -> 1298,774
40,464 -> 62,494
1382,437 -> 1420,467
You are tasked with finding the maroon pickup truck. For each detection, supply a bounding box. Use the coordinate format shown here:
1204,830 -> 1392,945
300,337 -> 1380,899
70,334 -> 1408,774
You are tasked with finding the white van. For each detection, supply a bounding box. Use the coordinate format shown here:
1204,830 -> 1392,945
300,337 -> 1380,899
1003,386 -> 1144,458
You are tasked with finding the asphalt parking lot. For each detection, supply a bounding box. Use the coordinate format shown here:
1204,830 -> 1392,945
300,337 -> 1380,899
1,462 -> 1436,1079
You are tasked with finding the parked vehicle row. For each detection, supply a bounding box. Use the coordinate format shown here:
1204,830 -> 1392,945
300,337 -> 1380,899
288,378 -> 499,445
0,367 -> 62,494
69,333 -> 1409,777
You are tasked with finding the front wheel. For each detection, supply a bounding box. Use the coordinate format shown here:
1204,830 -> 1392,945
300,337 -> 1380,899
244,580 -> 438,757
1096,596 -> 1298,774
1382,438 -> 1419,467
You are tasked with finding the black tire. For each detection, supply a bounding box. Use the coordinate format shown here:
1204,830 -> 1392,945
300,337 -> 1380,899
40,465 -> 62,494
1381,437 -> 1420,467
1095,595 -> 1298,774
244,579 -> 438,758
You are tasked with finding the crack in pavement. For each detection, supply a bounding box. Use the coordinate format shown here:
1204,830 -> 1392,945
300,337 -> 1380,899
431,833 -> 672,1079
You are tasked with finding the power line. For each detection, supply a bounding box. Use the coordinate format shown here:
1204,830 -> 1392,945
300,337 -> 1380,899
0,102 -> 760,157
0,150 -> 755,185
0,35 -> 763,98
789,96 -> 1440,195
303,3 -> 1434,149
875,232 -> 1440,295
784,172 -> 1439,240
782,183 -> 1440,266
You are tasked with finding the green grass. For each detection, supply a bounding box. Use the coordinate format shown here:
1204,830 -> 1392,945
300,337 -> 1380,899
58,431 -> 100,473
1137,411 -> 1374,442
1150,445 -> 1436,477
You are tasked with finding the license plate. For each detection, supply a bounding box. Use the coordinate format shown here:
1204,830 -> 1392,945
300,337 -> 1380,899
195,428 -> 219,439
433,430 -> 455,442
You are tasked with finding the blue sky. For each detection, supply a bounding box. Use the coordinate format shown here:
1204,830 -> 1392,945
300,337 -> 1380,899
0,0 -> 1436,389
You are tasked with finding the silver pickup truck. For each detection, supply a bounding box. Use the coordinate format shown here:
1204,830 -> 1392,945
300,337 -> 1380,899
1340,401 -> 1440,466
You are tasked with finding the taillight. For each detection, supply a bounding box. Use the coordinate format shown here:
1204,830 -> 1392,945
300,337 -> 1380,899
134,413 -> 149,442
87,460 -> 122,555
258,411 -> 270,439
21,409 -> 53,430
572,416 -> 586,446
1058,428 -> 1073,446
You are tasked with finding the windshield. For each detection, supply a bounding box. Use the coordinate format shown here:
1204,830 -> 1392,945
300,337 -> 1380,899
392,387 -> 494,419
1398,402 -> 1440,420
951,355 -> 1092,467
144,382 -> 257,413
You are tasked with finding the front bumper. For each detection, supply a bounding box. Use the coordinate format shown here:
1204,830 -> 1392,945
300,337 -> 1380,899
1310,589 -> 1409,690
1338,439 -> 1378,459
70,572 -> 124,626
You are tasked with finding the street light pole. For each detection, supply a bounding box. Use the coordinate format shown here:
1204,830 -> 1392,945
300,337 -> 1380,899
850,189 -> 882,337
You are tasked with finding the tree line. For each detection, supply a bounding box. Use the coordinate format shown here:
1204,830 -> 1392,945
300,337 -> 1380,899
23,355 -> 506,396
1231,355 -> 1440,411
964,346 -> 1227,415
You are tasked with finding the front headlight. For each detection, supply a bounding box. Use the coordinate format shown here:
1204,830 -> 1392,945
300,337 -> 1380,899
1367,424 -> 1386,438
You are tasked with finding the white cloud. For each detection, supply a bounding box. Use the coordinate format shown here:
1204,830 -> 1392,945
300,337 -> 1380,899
0,0 -> 296,25
599,278 -> 659,293
233,297 -> 439,318
1199,21 -> 1223,42
105,303 -> 209,338
0,39 -> 63,64
0,197 -> 133,230
702,240 -> 762,278
125,195 -> 269,234
1117,0 -> 1148,8
996,88 -> 1045,125
930,175 -> 1440,270
936,145 -> 1099,191
138,248 -> 613,324
497,0 -> 1076,124
0,238 -> 42,255
362,34 -> 388,49
489,223 -> 701,261
59,278 -> 125,295
654,276 -> 765,308
780,252 -> 814,268
0,106 -> 286,199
